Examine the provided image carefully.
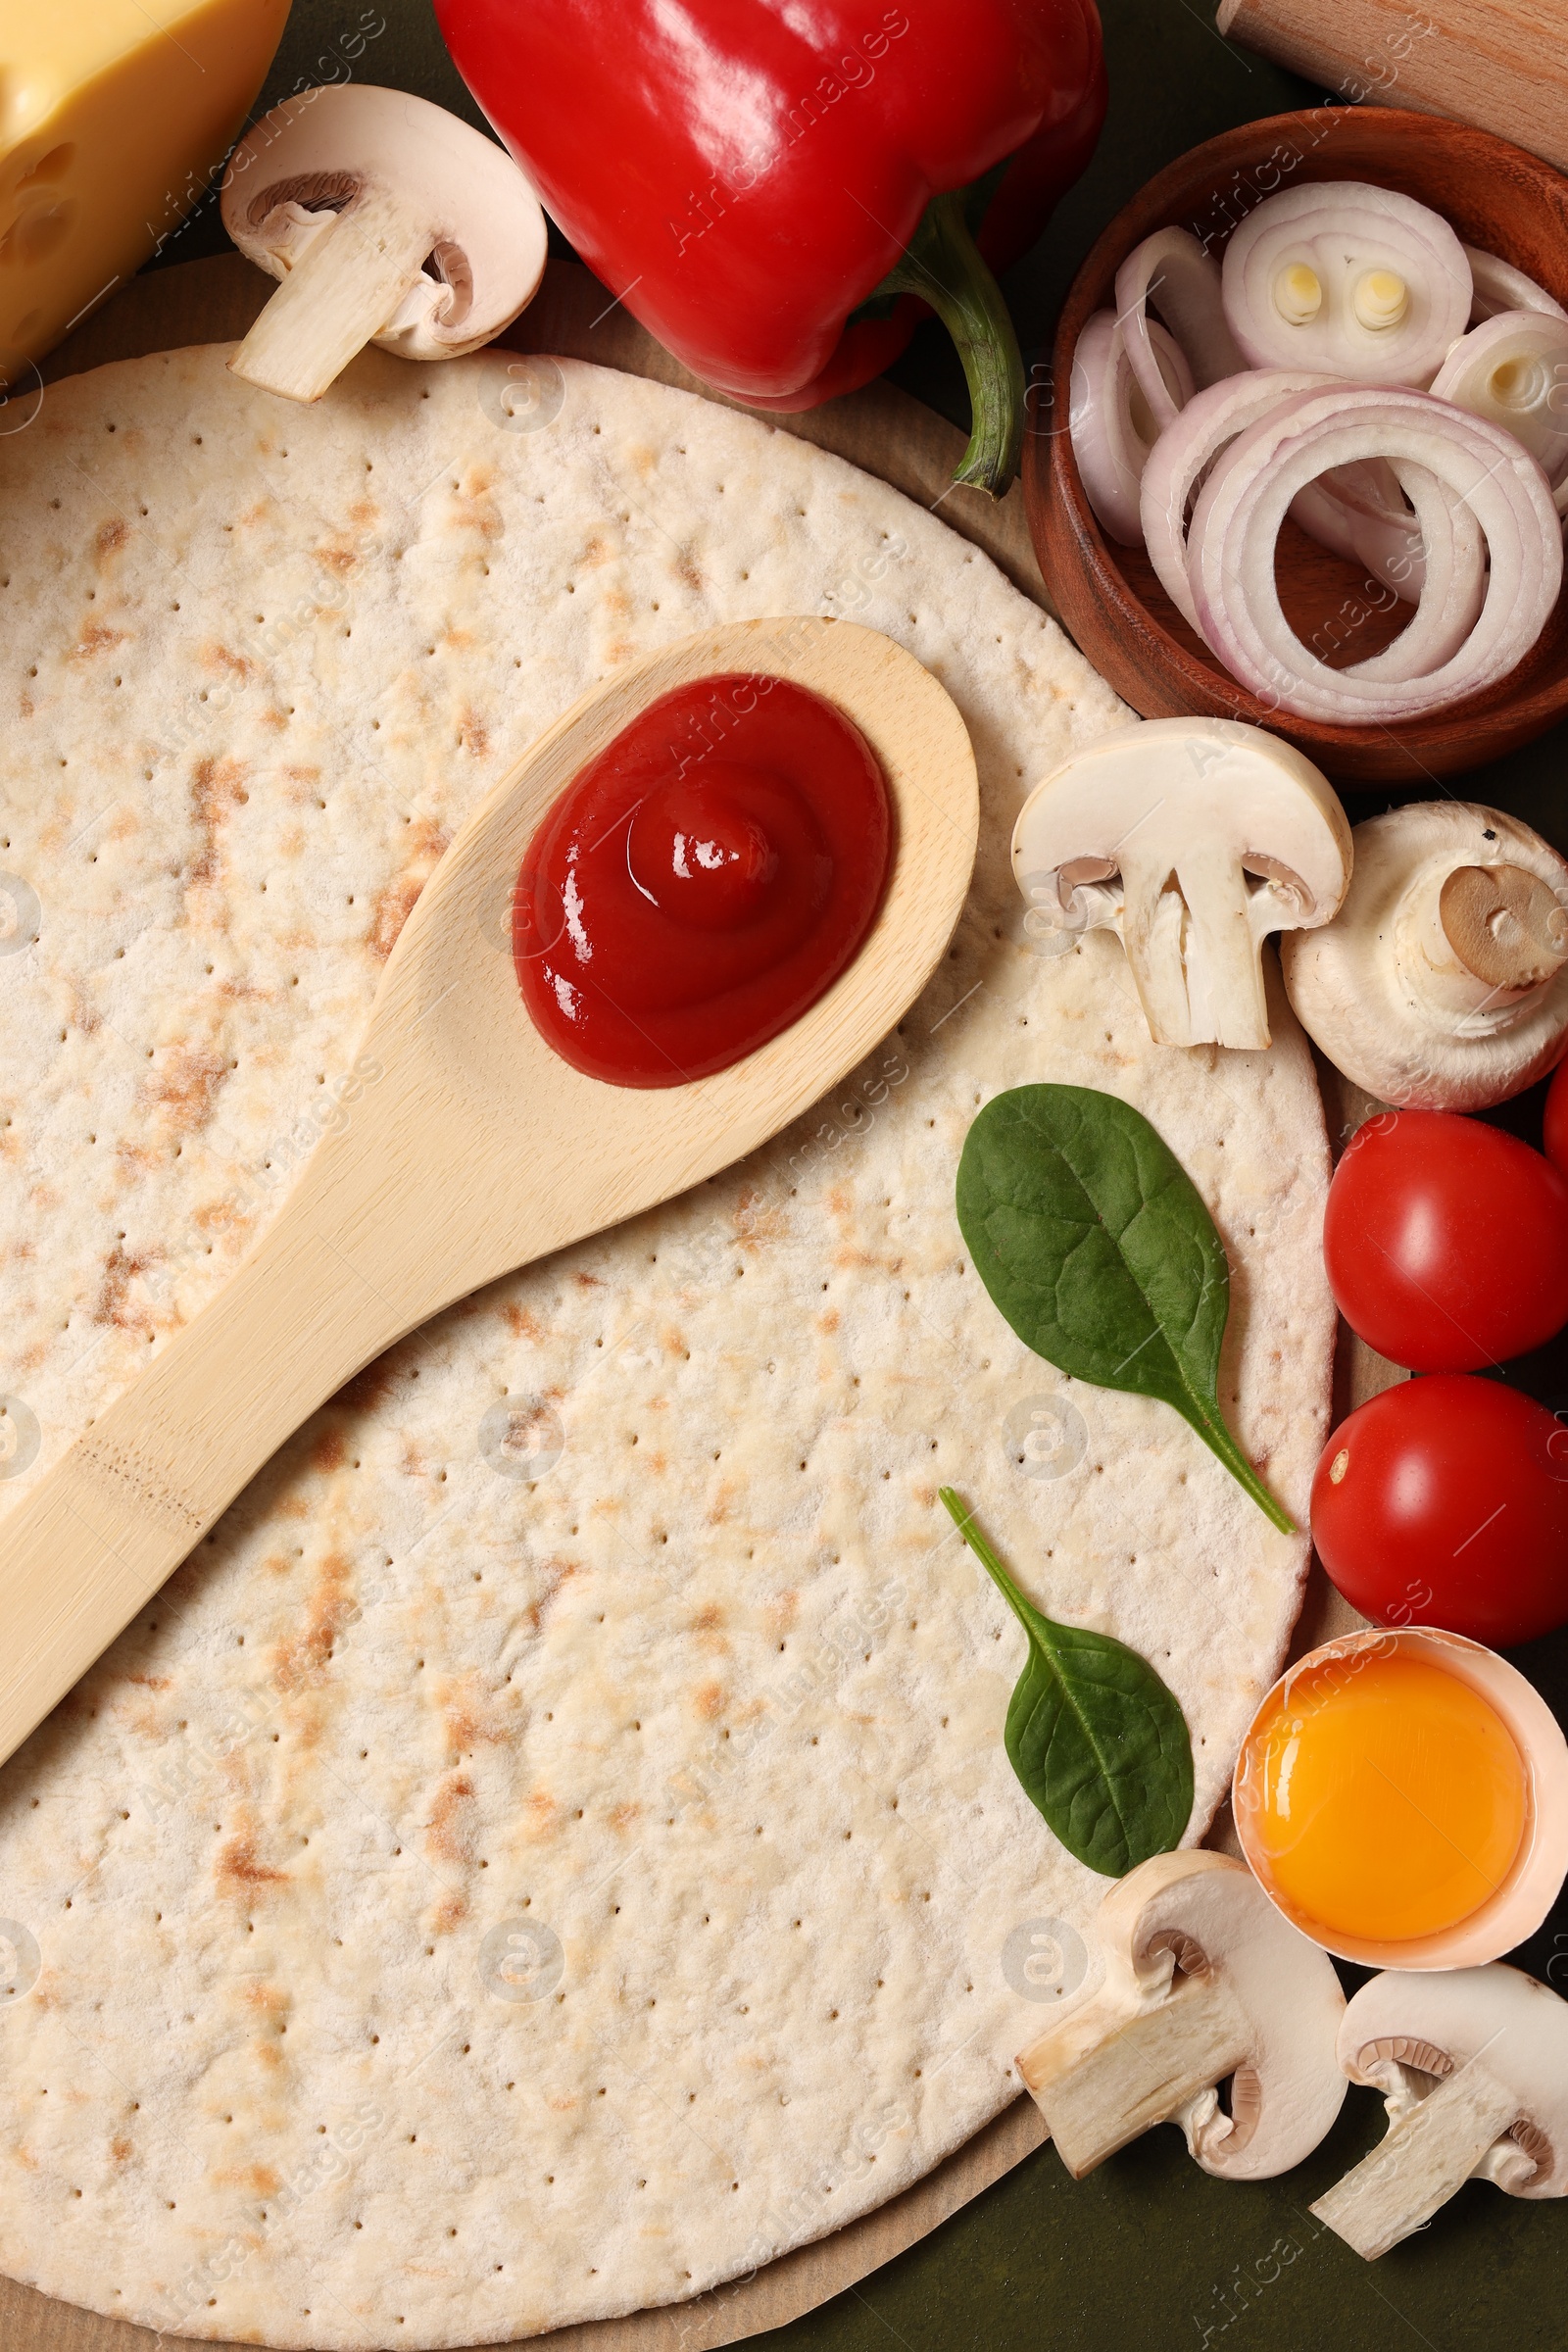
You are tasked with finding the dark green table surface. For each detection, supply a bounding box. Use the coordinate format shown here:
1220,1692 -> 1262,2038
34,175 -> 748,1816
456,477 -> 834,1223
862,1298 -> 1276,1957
154,6 -> 1568,2345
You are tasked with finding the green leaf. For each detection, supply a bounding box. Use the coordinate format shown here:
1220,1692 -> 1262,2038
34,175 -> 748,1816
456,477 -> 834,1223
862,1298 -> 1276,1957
941,1491 -> 1193,1876
956,1084 -> 1293,1532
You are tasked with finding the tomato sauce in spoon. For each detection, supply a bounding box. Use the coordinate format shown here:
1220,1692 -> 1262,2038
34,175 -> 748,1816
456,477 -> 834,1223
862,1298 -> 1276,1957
514,672 -> 892,1086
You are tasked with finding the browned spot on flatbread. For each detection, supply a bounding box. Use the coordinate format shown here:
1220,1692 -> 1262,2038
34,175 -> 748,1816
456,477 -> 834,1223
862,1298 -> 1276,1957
452,470 -> 502,542
608,1802 -> 639,1833
214,2163 -> 279,2195
525,1559 -> 572,1636
311,1427 -> 347,1476
367,816 -> 451,959
94,517 -> 128,563
217,1833 -> 287,1891
201,643 -> 256,682
189,755 -> 249,887
504,1301 -> 544,1342
332,1348 -> 399,1416
109,2136 -> 133,2166
426,1774 -> 475,1866
67,621 -> 127,662
766,1589 -> 800,1636
734,1188 -> 789,1250
674,549 -> 703,594
458,708 -> 489,758
96,1241 -> 165,1338
147,1043 -> 229,1136
271,1551 -> 354,1691
431,1888 -> 468,1935
693,1680 -> 724,1719
572,1272 -> 604,1291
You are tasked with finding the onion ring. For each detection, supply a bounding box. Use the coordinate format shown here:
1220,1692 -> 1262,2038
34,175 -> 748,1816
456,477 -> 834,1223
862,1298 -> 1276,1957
1140,368 -> 1342,632
1188,386 -> 1560,722
1463,245 -> 1568,327
1289,460 -> 1427,603
1069,308 -> 1194,545
1222,183 -> 1472,386
1430,309 -> 1568,502
1114,226 -> 1247,431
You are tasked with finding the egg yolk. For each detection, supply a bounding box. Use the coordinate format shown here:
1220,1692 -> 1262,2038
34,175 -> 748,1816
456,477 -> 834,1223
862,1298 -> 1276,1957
1238,1650 -> 1528,1944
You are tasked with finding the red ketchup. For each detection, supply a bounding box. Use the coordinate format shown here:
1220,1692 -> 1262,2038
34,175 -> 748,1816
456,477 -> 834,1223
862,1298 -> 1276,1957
514,673 -> 891,1086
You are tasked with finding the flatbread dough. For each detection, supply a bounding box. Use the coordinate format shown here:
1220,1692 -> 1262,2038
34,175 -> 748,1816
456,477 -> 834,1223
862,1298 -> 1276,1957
0,347 -> 1333,2347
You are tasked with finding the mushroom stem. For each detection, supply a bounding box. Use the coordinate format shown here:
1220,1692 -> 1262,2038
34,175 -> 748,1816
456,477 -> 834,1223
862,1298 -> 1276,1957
229,187 -> 435,404
1438,863 -> 1568,997
1311,2054 -> 1521,2260
1020,1968 -> 1251,2178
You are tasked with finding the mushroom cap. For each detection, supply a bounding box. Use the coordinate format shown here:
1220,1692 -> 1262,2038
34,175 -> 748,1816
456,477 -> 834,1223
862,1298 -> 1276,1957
1011,717 -> 1351,1051
1339,1965 -> 1568,2198
220,84 -> 547,359
1280,801 -> 1568,1111
1097,1849 -> 1347,2180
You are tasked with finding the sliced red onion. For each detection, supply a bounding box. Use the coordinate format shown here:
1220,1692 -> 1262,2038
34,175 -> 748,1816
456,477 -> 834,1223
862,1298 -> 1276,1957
1221,183 -> 1472,387
1140,368 -> 1341,632
1069,308 -> 1195,546
1429,310 -> 1568,497
1187,385 -> 1561,722
1340,461 -> 1484,683
1114,226 -> 1248,431
1463,245 -> 1568,326
1290,460 -> 1427,603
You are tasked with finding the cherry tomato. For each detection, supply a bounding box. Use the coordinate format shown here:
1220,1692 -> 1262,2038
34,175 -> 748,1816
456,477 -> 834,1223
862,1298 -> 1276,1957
1546,1054 -> 1568,1182
1324,1109 -> 1568,1371
1312,1376 -> 1568,1647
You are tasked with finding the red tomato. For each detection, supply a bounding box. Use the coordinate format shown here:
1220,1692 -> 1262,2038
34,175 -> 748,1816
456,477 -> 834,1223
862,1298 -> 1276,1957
1312,1376 -> 1568,1647
1324,1109 -> 1568,1371
1547,1055 -> 1568,1182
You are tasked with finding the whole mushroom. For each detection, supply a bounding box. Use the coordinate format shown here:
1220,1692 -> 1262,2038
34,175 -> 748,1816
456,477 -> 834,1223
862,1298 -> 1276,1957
1313,1965 -> 1568,2260
1017,1850 -> 1347,2180
221,84 -> 548,404
1281,802 -> 1568,1109
1011,718 -> 1352,1052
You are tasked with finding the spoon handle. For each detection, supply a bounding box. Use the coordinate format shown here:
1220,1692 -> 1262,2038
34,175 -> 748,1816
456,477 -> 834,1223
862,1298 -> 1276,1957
0,1172 -> 414,1770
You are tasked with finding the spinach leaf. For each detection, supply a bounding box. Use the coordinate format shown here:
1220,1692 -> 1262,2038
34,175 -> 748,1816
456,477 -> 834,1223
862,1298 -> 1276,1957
941,1489 -> 1193,1876
956,1083 -> 1292,1532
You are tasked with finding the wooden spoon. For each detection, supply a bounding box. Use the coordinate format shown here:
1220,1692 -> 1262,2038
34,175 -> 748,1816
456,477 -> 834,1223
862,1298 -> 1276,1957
0,618 -> 977,1769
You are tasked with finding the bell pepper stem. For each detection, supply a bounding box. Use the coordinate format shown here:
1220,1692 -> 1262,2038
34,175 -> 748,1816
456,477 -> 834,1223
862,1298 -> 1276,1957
875,191 -> 1025,499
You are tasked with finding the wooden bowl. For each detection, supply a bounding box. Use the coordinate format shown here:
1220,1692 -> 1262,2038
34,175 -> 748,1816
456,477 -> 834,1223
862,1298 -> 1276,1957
1024,108 -> 1568,786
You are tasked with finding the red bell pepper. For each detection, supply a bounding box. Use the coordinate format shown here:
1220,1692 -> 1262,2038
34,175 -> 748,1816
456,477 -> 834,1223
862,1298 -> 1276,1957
434,0 -> 1105,496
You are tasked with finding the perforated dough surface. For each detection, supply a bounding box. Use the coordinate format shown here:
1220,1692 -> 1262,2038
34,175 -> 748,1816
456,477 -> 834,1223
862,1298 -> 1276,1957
0,347 -> 1334,2347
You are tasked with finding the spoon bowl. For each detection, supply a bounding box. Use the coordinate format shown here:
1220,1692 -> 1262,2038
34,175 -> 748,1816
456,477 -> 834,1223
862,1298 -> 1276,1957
0,616 -> 978,1769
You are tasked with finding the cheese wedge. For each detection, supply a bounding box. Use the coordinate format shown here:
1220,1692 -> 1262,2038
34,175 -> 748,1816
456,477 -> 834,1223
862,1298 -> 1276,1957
0,0 -> 288,371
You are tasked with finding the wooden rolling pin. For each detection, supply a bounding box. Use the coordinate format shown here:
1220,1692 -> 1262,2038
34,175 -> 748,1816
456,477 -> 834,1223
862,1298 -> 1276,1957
1216,0 -> 1568,177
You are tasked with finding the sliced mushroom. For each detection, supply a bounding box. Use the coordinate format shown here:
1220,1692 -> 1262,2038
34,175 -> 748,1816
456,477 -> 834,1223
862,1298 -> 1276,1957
1281,802 -> 1568,1109
1011,718 -> 1352,1051
220,84 -> 548,404
1017,1850 -> 1347,2180
1313,1965 -> 1568,2261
